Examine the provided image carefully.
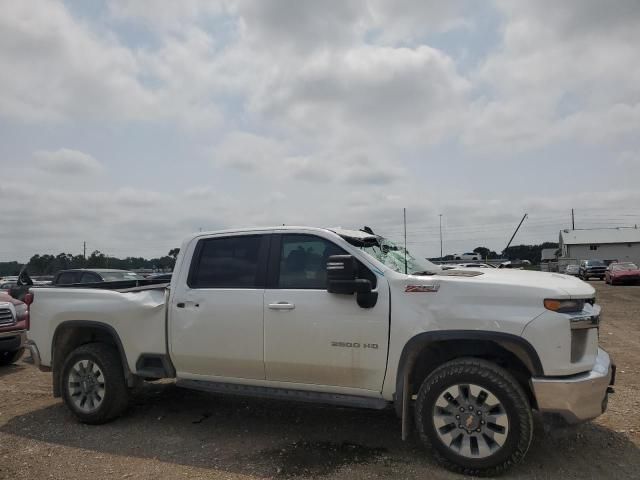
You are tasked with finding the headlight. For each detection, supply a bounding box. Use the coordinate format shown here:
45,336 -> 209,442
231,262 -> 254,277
544,298 -> 585,313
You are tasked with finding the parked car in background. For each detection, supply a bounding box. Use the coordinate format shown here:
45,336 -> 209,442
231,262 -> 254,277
579,260 -> 607,280
564,264 -> 580,276
0,292 -> 28,366
52,269 -> 143,285
605,262 -> 640,285
454,263 -> 495,269
0,282 -> 17,293
452,252 -> 480,260
146,272 -> 172,281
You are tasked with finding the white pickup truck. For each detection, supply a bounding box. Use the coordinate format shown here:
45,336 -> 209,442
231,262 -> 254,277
26,227 -> 614,476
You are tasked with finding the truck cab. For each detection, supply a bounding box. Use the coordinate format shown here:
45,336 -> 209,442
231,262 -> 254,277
26,226 -> 615,476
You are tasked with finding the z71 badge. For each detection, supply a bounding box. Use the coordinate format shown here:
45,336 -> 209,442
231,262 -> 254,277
331,341 -> 378,349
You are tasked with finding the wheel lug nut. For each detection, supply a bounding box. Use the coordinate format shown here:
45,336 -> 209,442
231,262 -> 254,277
476,428 -> 481,432
469,406 -> 473,410
480,421 -> 485,425
456,415 -> 460,419
458,424 -> 463,428
459,407 -> 465,412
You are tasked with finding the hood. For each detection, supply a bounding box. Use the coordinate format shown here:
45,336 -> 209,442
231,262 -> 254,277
435,268 -> 595,298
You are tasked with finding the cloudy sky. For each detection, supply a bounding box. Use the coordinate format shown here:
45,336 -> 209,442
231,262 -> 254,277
1,0 -> 640,262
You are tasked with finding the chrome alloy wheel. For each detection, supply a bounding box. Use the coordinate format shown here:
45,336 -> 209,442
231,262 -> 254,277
67,359 -> 106,413
433,384 -> 509,459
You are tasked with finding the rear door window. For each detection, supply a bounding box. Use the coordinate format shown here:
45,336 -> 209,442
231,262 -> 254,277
188,235 -> 269,288
56,272 -> 79,285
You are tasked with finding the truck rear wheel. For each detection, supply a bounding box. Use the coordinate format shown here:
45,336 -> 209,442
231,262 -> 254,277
61,343 -> 129,424
414,358 -> 533,477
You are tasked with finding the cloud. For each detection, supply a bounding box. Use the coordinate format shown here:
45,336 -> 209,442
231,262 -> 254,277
0,0 -> 155,122
32,149 -> 103,175
212,131 -> 405,185
465,0 -> 640,152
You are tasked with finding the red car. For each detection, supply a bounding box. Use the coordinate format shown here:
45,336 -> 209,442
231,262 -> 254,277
0,292 -> 29,366
605,262 -> 640,285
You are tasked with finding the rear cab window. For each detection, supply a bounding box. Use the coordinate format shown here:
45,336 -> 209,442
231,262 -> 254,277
56,271 -> 79,285
188,234 -> 269,288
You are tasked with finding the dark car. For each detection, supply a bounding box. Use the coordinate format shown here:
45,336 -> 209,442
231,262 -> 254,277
53,269 -> 143,285
0,281 -> 17,293
605,262 -> 640,285
147,272 -> 172,281
579,259 -> 607,280
0,292 -> 28,366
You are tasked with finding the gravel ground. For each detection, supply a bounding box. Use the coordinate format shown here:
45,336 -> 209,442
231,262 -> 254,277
1,281 -> 638,479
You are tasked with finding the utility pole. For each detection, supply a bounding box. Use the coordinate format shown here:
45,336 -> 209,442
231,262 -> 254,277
83,241 -> 86,259
571,209 -> 575,230
439,214 -> 443,260
403,208 -> 408,275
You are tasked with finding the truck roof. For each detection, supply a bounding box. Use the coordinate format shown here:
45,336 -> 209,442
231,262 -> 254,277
185,226 -> 377,242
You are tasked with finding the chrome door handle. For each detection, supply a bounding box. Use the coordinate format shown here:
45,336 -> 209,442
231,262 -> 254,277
268,302 -> 295,310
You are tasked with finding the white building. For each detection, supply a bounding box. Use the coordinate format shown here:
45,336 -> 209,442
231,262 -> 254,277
559,227 -> 640,264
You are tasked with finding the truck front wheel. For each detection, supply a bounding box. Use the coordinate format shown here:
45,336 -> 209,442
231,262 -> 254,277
414,358 -> 533,476
61,343 -> 129,424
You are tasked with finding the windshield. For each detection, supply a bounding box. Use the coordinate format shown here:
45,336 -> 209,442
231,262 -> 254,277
351,236 -> 440,275
586,260 -> 605,266
101,271 -> 142,281
612,263 -> 638,271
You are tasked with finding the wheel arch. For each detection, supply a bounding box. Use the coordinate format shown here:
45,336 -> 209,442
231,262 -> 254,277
51,320 -> 133,397
394,331 -> 543,421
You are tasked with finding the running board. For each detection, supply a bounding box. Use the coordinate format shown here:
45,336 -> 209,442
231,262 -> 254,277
176,379 -> 389,410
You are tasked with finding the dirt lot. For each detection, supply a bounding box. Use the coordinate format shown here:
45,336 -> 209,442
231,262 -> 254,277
1,282 -> 639,479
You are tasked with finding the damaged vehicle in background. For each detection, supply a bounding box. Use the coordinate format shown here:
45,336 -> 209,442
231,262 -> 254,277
26,226 -> 614,476
0,293 -> 28,366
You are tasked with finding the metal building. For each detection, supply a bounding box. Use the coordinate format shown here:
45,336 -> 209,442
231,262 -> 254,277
559,227 -> 640,264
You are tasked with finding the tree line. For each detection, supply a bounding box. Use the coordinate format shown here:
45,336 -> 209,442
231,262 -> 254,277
0,249 -> 180,276
437,242 -> 559,264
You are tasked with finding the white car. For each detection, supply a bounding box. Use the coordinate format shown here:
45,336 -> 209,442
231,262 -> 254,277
564,264 -> 580,276
452,252 -> 481,260
26,226 -> 614,476
454,263 -> 495,269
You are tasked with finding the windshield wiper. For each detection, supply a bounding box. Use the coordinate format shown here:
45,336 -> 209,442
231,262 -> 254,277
411,270 -> 436,276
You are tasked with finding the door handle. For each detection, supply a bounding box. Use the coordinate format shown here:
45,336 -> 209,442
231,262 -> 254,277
176,302 -> 199,308
268,302 -> 295,310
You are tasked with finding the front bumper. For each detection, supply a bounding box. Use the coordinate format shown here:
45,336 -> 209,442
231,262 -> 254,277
531,347 -> 614,423
0,329 -> 26,353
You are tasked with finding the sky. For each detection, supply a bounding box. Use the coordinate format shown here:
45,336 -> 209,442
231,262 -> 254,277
1,0 -> 640,262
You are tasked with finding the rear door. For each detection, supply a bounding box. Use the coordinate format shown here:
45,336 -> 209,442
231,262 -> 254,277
169,233 -> 270,380
263,233 -> 390,392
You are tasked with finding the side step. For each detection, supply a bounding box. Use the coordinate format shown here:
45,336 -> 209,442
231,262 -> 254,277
176,379 -> 389,410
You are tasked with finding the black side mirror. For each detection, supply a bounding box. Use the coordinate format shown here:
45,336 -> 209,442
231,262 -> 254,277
326,255 -> 378,308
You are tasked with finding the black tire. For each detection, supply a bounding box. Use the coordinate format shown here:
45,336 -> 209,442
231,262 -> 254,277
0,348 -> 24,366
61,343 -> 129,424
415,358 -> 533,477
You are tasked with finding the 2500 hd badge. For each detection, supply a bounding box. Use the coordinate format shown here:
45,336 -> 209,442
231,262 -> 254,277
331,341 -> 379,349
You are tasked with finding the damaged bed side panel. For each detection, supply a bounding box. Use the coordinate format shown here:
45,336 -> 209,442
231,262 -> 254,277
29,287 -> 168,374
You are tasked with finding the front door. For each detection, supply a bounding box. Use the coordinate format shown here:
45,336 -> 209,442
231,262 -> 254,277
264,233 -> 389,392
169,233 -> 269,380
